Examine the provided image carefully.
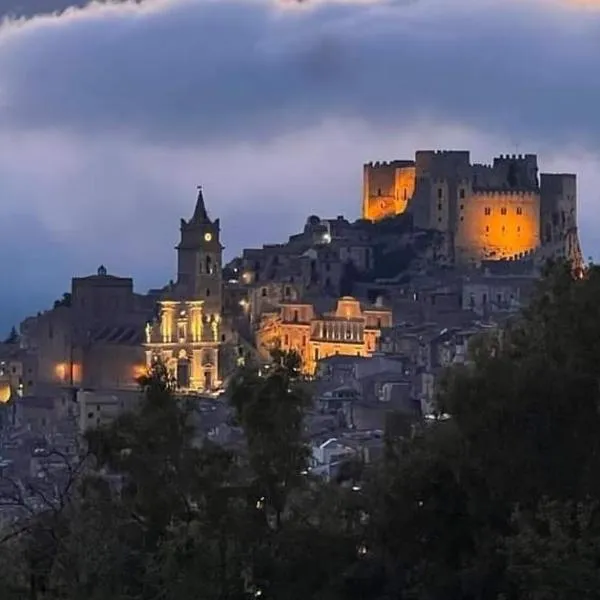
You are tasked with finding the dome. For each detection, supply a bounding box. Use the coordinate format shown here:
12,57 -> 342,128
0,382 -> 11,404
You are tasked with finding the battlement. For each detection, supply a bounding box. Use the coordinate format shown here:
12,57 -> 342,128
431,177 -> 472,185
365,159 -> 414,168
472,188 -> 538,197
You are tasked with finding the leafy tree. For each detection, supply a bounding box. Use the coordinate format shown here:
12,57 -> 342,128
3,326 -> 18,344
228,349 -> 311,531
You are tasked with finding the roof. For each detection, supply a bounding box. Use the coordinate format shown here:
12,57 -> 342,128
89,325 -> 144,345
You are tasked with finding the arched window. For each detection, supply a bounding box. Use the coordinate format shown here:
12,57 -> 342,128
205,256 -> 212,274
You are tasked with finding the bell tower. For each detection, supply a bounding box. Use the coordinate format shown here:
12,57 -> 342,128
176,186 -> 223,316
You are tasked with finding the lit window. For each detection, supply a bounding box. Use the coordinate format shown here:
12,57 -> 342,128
500,208 -> 507,215
484,207 -> 491,216
516,207 -> 523,215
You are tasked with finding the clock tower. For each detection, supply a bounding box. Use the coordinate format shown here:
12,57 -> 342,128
176,186 -> 223,316
144,187 -> 224,393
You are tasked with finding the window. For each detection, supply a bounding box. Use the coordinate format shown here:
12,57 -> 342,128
314,348 -> 319,361
206,288 -> 211,297
437,188 -> 443,199
459,189 -> 465,199
516,207 -> 523,215
438,203 -> 443,211
517,226 -> 521,233
284,286 -> 291,296
221,334 -> 226,342
302,335 -> 306,346
500,208 -> 507,215
261,288 -> 267,297
485,226 -> 489,233
284,334 -> 289,346
501,226 -> 506,234
377,188 -> 382,196
460,204 -> 464,210
484,207 -> 491,216
293,310 -> 299,323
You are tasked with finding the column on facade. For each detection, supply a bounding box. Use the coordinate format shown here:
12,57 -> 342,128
211,314 -> 221,342
161,304 -> 175,343
191,349 -> 203,391
189,302 -> 203,342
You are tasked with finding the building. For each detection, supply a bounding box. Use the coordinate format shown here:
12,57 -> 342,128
257,296 -> 392,374
76,389 -> 140,433
144,187 -> 223,392
362,150 -> 582,266
19,267 -> 149,393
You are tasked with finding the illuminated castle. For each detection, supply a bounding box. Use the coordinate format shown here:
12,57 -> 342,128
362,150 -> 582,266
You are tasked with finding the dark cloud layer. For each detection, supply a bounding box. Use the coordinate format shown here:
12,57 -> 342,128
1,0 -> 600,149
0,0 -> 599,332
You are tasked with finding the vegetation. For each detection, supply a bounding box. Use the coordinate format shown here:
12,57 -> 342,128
1,260 -> 599,599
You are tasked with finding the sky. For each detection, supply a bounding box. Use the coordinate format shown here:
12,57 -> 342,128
0,0 -> 599,333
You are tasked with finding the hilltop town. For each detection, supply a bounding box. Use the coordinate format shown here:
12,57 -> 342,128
0,149 -> 583,491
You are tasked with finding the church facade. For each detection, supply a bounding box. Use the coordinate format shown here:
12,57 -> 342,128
144,188 -> 223,392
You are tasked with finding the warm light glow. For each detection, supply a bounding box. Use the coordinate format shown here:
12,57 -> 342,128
322,233 -> 331,243
133,365 -> 147,379
0,383 -> 11,404
204,232 -> 212,242
242,272 -> 252,284
457,192 -> 540,261
55,363 -> 67,380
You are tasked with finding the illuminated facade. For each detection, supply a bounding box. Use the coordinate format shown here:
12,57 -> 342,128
257,296 -> 392,375
144,188 -> 223,392
362,151 -> 582,265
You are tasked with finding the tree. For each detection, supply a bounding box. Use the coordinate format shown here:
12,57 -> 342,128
3,326 -> 18,344
228,349 -> 311,531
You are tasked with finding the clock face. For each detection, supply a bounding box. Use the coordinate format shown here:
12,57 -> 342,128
204,232 -> 212,242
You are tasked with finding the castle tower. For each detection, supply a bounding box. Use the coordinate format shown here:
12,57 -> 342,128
144,187 -> 223,393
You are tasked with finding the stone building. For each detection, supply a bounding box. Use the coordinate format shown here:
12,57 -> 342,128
19,267 -> 150,393
363,150 -> 582,267
144,188 -> 223,392
257,296 -> 392,375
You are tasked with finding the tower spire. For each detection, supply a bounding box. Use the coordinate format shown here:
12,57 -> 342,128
191,185 -> 209,223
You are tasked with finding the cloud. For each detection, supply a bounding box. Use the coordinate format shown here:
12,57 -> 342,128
0,0 -> 599,330
1,0 -> 599,147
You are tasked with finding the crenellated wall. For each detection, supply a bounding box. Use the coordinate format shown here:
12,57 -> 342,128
455,190 -> 540,261
361,149 -> 577,265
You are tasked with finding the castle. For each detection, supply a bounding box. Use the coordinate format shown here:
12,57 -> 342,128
362,150 -> 582,266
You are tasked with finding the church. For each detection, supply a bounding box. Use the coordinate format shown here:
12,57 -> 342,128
144,187 -> 224,392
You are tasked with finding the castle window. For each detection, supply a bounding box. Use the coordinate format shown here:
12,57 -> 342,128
517,226 -> 521,233
205,256 -> 212,274
501,226 -> 506,234
516,207 -> 523,215
221,334 -> 226,342
459,189 -> 465,199
284,334 -> 289,346
484,207 -> 491,216
206,288 -> 211,297
302,335 -> 306,346
460,204 -> 464,210
261,288 -> 267,297
460,216 -> 464,222
314,348 -> 319,361
438,203 -> 442,211
437,188 -> 443,199
284,286 -> 291,296
500,208 -> 507,216
485,226 -> 489,233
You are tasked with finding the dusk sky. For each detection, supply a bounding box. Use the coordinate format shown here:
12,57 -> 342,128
0,0 -> 599,333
